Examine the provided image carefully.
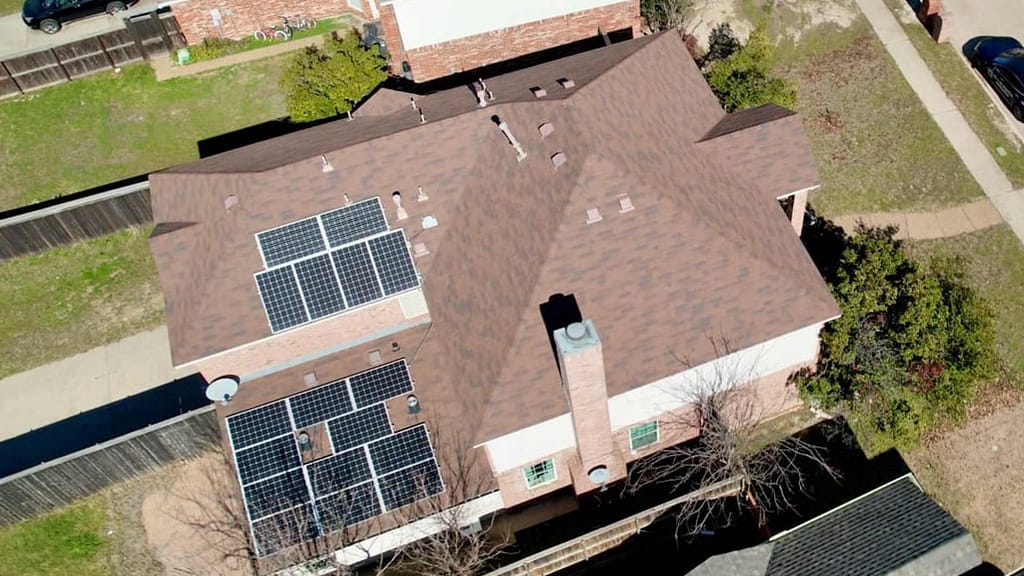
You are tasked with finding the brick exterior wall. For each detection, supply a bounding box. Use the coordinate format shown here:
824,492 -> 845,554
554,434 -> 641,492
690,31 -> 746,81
382,0 -> 641,82
495,361 -> 808,509
172,0 -> 369,44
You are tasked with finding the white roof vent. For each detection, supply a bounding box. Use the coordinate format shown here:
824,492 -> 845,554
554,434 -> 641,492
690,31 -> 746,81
538,122 -> 554,140
618,194 -> 635,213
558,77 -> 575,89
530,86 -> 547,98
586,207 -> 602,224
413,242 -> 429,257
551,152 -> 567,170
422,215 -> 439,229
223,194 -> 238,213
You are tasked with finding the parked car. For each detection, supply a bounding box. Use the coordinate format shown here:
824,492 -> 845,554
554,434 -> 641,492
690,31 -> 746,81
21,0 -> 136,34
964,36 -> 1024,122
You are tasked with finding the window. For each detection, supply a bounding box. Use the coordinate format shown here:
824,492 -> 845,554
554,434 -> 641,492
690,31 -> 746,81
629,421 -> 659,451
523,459 -> 556,488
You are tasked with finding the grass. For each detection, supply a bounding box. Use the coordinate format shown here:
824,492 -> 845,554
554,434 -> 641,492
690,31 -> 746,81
771,14 -> 985,216
907,225 -> 1024,381
174,19 -> 341,66
882,0 -> 1024,188
0,58 -> 287,210
0,0 -> 19,15
0,498 -> 108,576
0,227 -> 163,378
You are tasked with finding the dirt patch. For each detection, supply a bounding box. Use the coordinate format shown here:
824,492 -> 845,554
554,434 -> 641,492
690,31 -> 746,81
688,0 -> 858,47
689,0 -> 754,48
906,398 -> 1024,571
141,454 -> 254,576
775,0 -> 858,41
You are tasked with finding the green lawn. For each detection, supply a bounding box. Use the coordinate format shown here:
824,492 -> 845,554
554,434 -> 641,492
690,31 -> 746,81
0,227 -> 163,378
0,0 -> 19,15
0,58 -> 287,210
0,498 -> 108,576
907,225 -> 1024,382
882,0 -> 1024,188
772,15 -> 985,216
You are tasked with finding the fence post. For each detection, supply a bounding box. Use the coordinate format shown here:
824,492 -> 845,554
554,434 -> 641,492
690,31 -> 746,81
51,48 -> 71,81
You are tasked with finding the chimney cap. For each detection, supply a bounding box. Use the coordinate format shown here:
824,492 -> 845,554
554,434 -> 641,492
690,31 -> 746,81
566,322 -> 587,340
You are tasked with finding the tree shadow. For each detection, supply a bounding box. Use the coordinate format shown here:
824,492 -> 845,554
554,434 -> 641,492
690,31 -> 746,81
799,205 -> 850,283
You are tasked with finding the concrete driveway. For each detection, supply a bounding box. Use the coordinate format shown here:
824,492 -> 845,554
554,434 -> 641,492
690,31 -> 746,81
0,0 -> 160,59
944,0 -> 1024,144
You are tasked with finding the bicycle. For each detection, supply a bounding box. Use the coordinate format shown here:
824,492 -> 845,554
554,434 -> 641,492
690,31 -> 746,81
286,14 -> 317,31
253,21 -> 290,41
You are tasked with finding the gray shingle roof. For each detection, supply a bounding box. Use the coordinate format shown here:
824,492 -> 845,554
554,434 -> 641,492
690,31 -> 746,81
687,475 -> 983,576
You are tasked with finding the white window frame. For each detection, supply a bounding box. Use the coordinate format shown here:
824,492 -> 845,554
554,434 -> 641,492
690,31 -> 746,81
523,459 -> 557,488
629,421 -> 659,452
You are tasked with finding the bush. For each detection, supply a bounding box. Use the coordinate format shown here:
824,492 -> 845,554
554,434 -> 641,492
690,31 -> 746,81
702,23 -> 741,68
704,24 -> 796,112
281,31 -> 387,122
800,225 -> 997,446
187,37 -> 247,62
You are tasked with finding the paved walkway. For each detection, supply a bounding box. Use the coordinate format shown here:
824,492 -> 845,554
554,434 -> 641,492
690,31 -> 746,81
0,326 -> 183,442
151,34 -> 328,81
854,0 -> 1024,245
832,197 -> 1002,240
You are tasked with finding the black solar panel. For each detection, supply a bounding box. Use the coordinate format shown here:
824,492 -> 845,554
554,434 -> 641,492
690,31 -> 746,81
255,266 -> 309,332
227,401 -> 292,450
243,469 -> 310,519
235,435 -> 301,485
293,254 -> 346,319
252,504 -> 319,555
257,217 -> 326,268
289,381 -> 353,430
316,482 -> 381,530
378,459 -> 444,510
328,404 -> 392,452
321,198 -> 388,248
332,243 -> 383,307
368,231 -> 419,295
307,448 -> 372,497
349,361 -> 414,408
368,425 -> 433,476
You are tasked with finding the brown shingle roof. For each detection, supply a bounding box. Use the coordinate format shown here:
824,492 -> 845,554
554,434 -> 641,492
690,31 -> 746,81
149,32 -> 839,443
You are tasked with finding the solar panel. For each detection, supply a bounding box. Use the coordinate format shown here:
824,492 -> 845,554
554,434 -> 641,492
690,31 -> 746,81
316,482 -> 381,530
327,404 -> 392,453
320,198 -> 388,248
257,217 -> 326,268
252,504 -> 319,555
255,266 -> 309,332
243,469 -> 310,519
368,231 -> 419,296
235,435 -> 301,485
293,254 -> 347,320
227,401 -> 292,450
349,361 -> 414,408
289,381 -> 353,430
307,448 -> 372,497
378,459 -> 444,510
368,425 -> 434,476
331,243 -> 383,307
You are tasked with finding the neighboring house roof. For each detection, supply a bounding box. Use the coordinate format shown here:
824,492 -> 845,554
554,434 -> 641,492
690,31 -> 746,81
697,104 -> 819,201
148,32 -> 839,443
688,475 -> 983,576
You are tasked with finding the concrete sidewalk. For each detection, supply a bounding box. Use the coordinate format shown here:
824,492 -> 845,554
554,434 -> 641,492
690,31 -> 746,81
832,197 -> 1002,239
854,0 -> 1024,245
0,326 -> 186,442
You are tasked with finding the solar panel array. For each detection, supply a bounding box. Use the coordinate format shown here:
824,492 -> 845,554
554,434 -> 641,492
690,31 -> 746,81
253,198 -> 420,333
224,361 -> 441,556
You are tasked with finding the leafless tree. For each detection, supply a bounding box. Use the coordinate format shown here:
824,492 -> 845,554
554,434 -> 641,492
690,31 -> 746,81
167,455 -> 388,576
388,424 -> 511,576
640,0 -> 696,33
625,339 -> 838,537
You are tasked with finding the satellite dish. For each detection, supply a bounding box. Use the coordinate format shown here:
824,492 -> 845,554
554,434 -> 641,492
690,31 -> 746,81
588,465 -> 609,485
206,377 -> 239,404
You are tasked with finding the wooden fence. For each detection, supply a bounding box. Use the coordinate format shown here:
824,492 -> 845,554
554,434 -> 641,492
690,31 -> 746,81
0,178 -> 152,260
0,11 -> 184,99
0,406 -> 219,526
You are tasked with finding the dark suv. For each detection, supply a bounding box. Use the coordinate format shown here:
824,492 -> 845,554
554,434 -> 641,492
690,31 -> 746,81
21,0 -> 136,34
964,36 -> 1024,122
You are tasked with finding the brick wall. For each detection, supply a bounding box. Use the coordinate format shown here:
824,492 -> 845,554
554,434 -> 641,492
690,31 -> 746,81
383,0 -> 640,82
172,0 -> 369,44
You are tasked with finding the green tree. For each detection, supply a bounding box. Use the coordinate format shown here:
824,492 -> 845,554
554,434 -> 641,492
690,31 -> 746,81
281,32 -> 387,122
704,25 -> 795,112
701,23 -> 741,68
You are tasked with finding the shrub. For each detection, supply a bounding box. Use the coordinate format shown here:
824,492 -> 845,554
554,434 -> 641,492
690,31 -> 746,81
702,23 -> 741,68
281,31 -> 387,122
704,24 -> 796,111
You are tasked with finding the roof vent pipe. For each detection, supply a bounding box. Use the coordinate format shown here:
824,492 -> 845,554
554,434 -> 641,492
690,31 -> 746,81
479,78 -> 494,100
410,97 -> 417,110
321,154 -> 334,173
392,191 -> 408,220
493,116 -> 527,162
476,87 -> 488,108
419,109 -> 426,124
416,185 -> 429,202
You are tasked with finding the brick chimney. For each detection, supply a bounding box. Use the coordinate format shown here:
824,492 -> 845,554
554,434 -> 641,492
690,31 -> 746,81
554,320 -> 624,493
